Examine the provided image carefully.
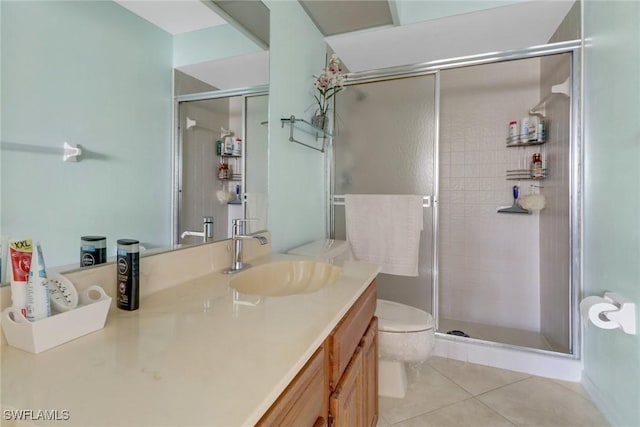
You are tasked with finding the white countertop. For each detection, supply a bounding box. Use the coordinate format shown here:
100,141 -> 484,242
1,253 -> 380,427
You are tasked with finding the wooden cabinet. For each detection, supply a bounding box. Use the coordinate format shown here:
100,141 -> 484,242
362,317 -> 378,427
330,317 -> 379,427
328,281 -> 376,387
259,279 -> 378,427
257,344 -> 328,427
328,281 -> 377,427
330,347 -> 364,426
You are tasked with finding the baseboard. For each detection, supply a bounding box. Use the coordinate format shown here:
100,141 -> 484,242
434,334 -> 582,381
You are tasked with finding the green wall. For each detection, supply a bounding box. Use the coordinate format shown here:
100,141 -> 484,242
582,1 -> 640,426
1,1 -> 173,266
264,0 -> 327,252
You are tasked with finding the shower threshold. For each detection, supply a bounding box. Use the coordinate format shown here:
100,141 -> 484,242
438,318 -> 554,352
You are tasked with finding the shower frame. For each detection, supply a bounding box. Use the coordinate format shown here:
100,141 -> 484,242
328,40 -> 582,358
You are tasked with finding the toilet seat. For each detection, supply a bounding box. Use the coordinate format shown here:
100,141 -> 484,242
376,299 -> 434,333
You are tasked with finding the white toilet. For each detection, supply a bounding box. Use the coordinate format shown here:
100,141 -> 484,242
376,299 -> 435,398
288,239 -> 435,399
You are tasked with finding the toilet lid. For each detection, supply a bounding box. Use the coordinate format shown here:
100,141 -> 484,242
376,299 -> 434,332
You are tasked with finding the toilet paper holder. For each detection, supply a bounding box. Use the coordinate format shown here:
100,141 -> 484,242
581,292 -> 636,335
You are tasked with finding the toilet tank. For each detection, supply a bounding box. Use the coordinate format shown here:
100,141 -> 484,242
287,239 -> 350,261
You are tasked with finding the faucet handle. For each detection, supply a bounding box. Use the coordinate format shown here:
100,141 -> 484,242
231,218 -> 258,225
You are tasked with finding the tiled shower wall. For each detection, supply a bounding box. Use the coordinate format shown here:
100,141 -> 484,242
439,59 -> 544,332
181,99 -> 230,243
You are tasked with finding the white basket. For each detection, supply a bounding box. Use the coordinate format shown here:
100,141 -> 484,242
1,285 -> 111,354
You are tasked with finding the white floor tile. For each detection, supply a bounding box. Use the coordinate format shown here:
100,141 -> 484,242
379,364 -> 471,425
477,376 -> 610,426
392,398 -> 516,427
428,356 -> 530,395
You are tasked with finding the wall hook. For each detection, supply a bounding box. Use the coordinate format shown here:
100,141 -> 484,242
63,142 -> 82,162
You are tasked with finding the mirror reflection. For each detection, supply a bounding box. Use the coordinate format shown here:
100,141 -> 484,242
0,0 -> 269,280
176,91 -> 269,246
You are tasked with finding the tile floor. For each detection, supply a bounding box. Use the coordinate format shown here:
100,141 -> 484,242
378,357 -> 609,427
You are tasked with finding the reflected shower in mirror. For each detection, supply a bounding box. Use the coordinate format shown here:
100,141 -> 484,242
176,90 -> 268,246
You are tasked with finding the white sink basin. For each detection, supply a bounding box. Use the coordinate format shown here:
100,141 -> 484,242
229,261 -> 341,296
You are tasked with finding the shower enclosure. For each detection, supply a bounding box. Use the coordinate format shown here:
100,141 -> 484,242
330,42 -> 580,356
332,74 -> 437,313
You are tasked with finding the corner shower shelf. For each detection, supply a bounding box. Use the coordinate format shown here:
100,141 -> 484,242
506,139 -> 546,147
281,115 -> 332,153
506,169 -> 547,180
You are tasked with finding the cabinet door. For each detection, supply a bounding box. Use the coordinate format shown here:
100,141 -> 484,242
361,317 -> 378,427
329,281 -> 376,387
330,347 -> 364,427
258,345 -> 327,426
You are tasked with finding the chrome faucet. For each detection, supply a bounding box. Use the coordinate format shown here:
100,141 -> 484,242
180,216 -> 214,243
224,219 -> 268,274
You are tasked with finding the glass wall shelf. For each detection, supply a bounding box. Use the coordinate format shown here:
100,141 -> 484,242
280,115 -> 332,152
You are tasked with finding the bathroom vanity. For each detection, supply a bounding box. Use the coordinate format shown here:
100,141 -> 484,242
0,241 -> 380,427
258,280 -> 377,427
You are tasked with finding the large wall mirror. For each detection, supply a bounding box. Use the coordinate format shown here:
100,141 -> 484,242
0,0 -> 269,280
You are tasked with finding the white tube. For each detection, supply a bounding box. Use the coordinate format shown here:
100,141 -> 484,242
26,243 -> 51,321
9,238 -> 33,317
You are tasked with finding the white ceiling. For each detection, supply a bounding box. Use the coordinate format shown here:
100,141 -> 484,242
177,51 -> 270,90
114,0 -> 226,35
327,1 -> 576,72
114,1 -> 575,89
113,0 -> 267,89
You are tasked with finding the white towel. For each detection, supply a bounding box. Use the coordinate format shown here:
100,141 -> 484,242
345,194 -> 423,277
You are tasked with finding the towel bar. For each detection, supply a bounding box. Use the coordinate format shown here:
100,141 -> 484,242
332,195 -> 431,208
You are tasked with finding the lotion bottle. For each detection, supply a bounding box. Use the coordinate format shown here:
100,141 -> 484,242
26,243 -> 51,321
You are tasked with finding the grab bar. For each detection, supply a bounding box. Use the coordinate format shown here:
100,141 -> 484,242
333,195 -> 431,208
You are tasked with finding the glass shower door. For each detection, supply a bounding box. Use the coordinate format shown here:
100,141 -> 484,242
332,74 -> 437,313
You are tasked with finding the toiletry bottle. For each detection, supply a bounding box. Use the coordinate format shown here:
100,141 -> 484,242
520,117 -> 530,143
537,119 -> 546,142
531,153 -> 544,179
9,238 -> 33,317
26,243 -> 51,321
224,136 -> 234,155
80,236 -> 107,267
528,116 -> 538,141
117,239 -> 139,311
508,121 -> 518,144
